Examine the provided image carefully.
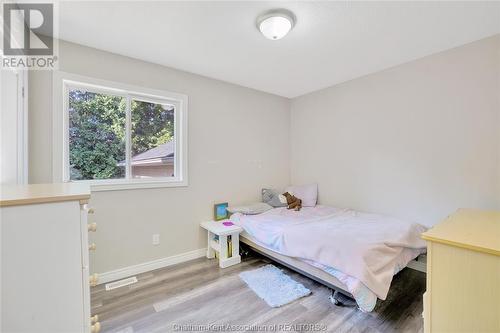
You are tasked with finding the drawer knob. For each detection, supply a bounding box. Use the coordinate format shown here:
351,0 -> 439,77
89,273 -> 99,287
91,315 -> 99,324
88,208 -> 95,214
90,322 -> 101,333
89,243 -> 97,251
88,223 -> 97,232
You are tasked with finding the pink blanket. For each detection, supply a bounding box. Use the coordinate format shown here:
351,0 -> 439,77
233,207 -> 427,299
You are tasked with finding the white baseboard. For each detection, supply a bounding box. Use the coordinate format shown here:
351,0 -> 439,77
98,248 -> 207,284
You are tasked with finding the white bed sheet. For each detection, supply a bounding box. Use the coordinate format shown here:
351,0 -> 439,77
231,206 -> 425,312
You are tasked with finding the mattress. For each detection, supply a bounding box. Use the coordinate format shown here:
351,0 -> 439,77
231,206 -> 425,312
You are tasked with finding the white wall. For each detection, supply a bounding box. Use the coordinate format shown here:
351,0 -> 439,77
290,35 -> 500,226
29,41 -> 290,273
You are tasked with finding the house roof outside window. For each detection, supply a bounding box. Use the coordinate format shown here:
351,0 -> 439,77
117,140 -> 174,167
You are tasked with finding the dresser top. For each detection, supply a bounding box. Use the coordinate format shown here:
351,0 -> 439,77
0,183 -> 91,207
422,209 -> 500,256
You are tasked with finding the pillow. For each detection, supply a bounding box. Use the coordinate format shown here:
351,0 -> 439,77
261,188 -> 286,207
285,183 -> 318,207
227,202 -> 273,215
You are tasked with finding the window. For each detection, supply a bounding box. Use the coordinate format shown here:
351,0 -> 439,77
130,99 -> 175,179
68,89 -> 126,180
54,72 -> 188,190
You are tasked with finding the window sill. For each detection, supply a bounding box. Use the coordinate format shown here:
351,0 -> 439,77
69,178 -> 188,192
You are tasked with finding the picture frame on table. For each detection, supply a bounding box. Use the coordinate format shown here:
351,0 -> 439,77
214,202 -> 229,221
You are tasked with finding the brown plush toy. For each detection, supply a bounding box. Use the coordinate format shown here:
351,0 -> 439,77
279,192 -> 302,211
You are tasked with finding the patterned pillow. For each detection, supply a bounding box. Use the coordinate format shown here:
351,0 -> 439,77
262,188 -> 286,207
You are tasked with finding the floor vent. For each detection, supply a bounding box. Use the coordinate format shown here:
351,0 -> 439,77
105,277 -> 138,291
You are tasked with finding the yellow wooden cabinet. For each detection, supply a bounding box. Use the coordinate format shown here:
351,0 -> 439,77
422,209 -> 500,333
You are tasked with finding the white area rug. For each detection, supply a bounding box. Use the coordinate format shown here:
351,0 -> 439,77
239,264 -> 311,307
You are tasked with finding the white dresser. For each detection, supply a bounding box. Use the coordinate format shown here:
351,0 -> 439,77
422,209 -> 500,333
1,184 -> 100,333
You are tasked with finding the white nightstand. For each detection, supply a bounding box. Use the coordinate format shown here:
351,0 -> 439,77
200,221 -> 243,268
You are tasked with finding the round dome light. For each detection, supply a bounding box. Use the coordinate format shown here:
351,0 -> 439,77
257,9 -> 295,40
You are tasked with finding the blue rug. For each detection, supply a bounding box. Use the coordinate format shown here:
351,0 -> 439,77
239,264 -> 311,307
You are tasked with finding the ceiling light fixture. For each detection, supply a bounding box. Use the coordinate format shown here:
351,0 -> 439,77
257,9 -> 295,40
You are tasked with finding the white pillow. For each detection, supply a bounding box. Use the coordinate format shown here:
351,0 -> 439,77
227,202 -> 273,215
285,183 -> 318,207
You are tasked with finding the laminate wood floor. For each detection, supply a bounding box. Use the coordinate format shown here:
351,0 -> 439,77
91,254 -> 425,333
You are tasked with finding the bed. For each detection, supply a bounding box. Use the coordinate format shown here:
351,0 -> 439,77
230,205 -> 427,312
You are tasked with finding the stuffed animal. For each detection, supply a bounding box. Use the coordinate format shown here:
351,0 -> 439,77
279,192 -> 302,211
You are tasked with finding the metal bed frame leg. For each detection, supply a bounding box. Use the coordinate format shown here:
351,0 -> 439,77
329,290 -> 343,306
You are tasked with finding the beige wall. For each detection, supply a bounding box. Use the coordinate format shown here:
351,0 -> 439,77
290,35 -> 500,227
29,41 -> 290,273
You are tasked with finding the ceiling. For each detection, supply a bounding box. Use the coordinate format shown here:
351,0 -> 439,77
58,1 -> 500,98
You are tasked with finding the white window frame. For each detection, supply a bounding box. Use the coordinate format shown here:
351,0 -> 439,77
53,71 -> 188,191
0,68 -> 28,185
